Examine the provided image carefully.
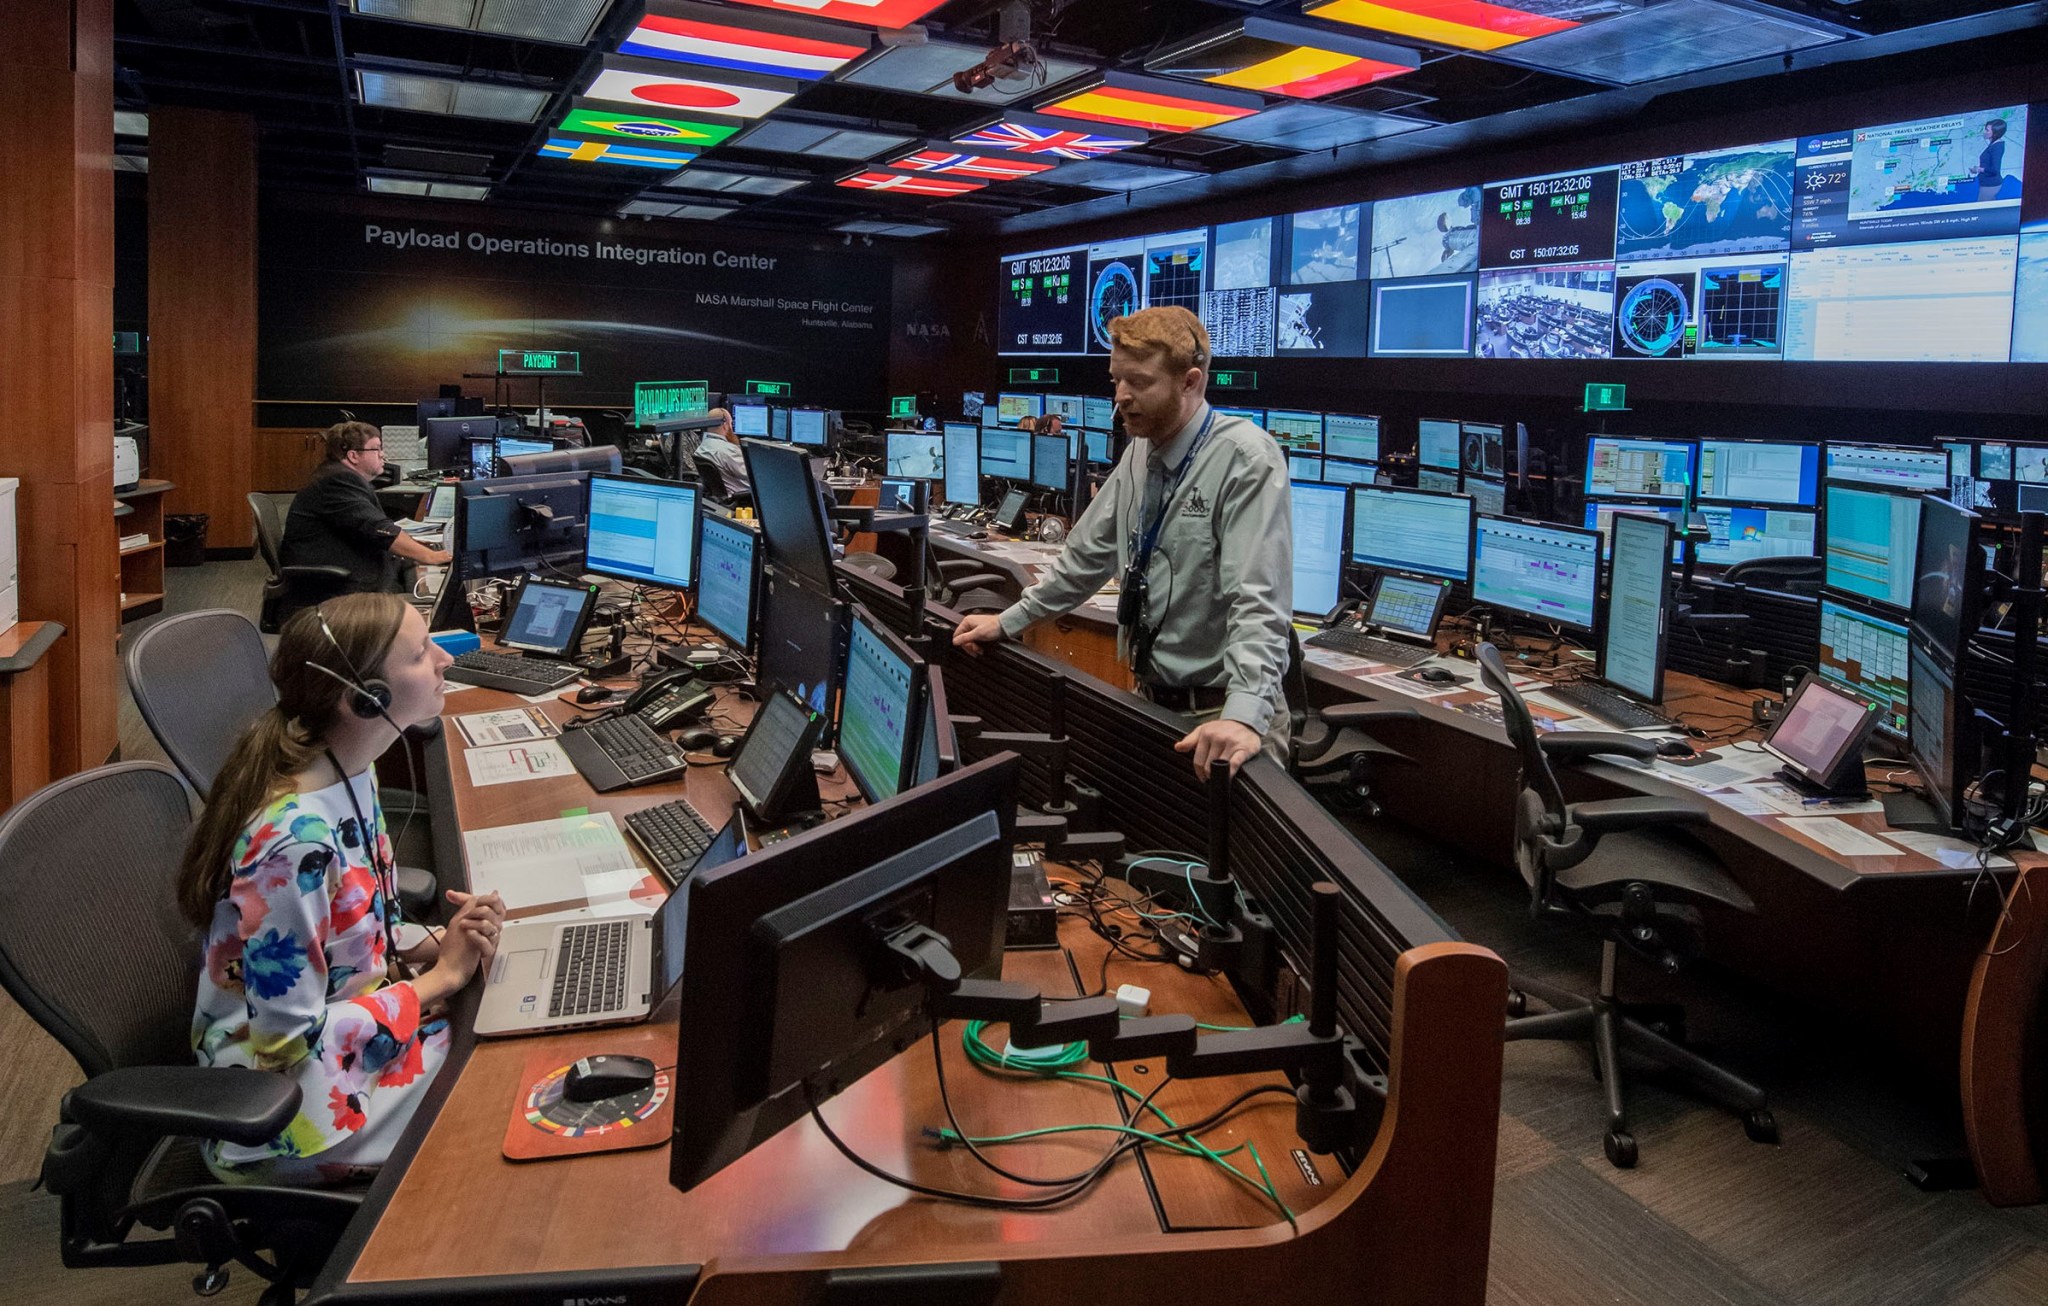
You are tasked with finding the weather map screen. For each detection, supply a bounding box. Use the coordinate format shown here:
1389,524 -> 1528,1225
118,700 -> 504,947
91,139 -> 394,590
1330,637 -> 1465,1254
996,393 -> 1043,425
839,611 -> 921,805
1000,245 -> 1086,355
1794,109 -> 2028,250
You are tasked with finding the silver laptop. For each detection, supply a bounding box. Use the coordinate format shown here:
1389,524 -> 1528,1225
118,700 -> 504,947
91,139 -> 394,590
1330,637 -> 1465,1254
474,814 -> 743,1038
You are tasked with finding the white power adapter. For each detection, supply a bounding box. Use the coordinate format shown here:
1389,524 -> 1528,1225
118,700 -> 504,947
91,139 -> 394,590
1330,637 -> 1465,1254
1114,984 -> 1150,1018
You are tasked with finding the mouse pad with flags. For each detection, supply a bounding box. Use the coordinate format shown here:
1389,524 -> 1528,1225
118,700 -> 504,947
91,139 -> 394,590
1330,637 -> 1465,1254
503,1024 -> 675,1162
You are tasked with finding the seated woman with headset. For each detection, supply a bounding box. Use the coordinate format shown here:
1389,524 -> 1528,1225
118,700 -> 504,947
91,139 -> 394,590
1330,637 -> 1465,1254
178,593 -> 504,1184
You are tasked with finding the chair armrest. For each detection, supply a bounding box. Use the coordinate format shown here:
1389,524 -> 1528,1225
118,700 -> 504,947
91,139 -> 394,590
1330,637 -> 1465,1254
65,1067 -> 301,1147
1571,795 -> 1713,837
936,559 -> 985,578
946,572 -> 1009,594
1317,703 -> 1419,728
1539,733 -> 1659,764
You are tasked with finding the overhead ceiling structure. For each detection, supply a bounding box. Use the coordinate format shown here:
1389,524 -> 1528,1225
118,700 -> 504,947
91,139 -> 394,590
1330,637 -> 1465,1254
109,0 -> 2044,241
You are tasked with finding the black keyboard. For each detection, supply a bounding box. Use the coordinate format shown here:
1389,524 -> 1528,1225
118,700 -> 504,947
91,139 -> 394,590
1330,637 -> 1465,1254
1305,627 -> 1433,667
1546,682 -> 1671,732
932,518 -> 984,536
558,713 -> 689,793
445,650 -> 582,695
624,800 -> 718,885
548,919 -> 631,1019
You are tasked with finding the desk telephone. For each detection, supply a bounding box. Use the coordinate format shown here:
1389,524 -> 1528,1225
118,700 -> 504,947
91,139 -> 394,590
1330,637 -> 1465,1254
622,671 -> 713,731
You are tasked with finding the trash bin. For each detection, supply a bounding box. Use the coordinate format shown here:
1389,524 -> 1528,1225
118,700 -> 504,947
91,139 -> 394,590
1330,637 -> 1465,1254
164,513 -> 208,567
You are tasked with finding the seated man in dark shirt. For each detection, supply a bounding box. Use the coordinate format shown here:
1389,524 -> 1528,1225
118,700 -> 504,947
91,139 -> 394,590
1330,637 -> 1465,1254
279,422 -> 451,622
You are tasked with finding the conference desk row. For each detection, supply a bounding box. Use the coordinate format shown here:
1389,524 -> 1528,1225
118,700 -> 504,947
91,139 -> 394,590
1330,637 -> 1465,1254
921,528 -> 2048,1204
307,594 -> 1509,1304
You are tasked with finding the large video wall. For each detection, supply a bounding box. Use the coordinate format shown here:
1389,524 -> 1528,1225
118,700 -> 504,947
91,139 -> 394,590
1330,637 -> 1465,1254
999,101 -> 2046,366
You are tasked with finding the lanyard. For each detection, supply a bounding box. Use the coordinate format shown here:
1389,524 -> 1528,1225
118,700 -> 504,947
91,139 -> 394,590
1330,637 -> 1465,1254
1133,407 -> 1216,572
326,749 -> 400,969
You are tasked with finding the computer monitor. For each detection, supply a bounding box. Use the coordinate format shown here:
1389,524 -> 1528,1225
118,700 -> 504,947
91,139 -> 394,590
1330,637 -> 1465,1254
421,483 -> 457,525
1691,505 -> 1818,568
886,431 -> 945,480
1584,437 -> 1697,502
1823,483 -> 1921,611
1417,418 -> 1461,471
768,407 -> 791,442
1289,480 -> 1349,621
1905,639 -> 1975,833
728,687 -> 828,826
732,404 -> 770,438
1980,443 -> 2014,479
1417,468 -> 1460,495
1600,513 -> 1673,706
495,435 -> 549,461
962,391 -> 987,422
695,513 -> 759,652
584,473 -> 698,590
996,392 -> 1042,425
1082,396 -> 1116,430
1696,440 -> 1821,506
889,395 -> 918,421
992,487 -> 1029,533
503,446 -> 623,478
1943,442 -> 1975,478
1910,496 -> 1983,664
1323,413 -> 1380,464
495,574 -> 599,658
1582,500 -> 1685,561
877,479 -> 927,514
1266,410 -> 1323,456
466,439 -> 498,478
914,665 -> 958,787
2020,483 -> 2048,514
1043,394 -> 1086,427
789,408 -> 829,448
1077,429 -> 1113,466
416,397 -> 457,428
943,424 -> 981,505
2017,446 -> 2048,482
1472,515 -> 1600,631
1214,406 -> 1266,427
1764,674 -> 1885,797
454,472 -> 590,578
1288,453 -> 1323,482
1464,476 -> 1506,518
756,570 -> 842,721
742,440 -> 836,589
1461,422 -> 1504,478
1030,433 -> 1069,491
1816,592 -> 1909,740
1348,484 -> 1473,583
978,425 -> 1030,481
1367,572 -> 1450,639
1321,456 -> 1375,486
838,607 -> 927,805
1824,442 -> 1950,492
425,415 -> 496,469
670,754 -> 1019,1191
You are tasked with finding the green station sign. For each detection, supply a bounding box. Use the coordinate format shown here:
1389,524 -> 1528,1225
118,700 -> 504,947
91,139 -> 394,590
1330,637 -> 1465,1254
746,379 -> 793,398
498,349 -> 583,376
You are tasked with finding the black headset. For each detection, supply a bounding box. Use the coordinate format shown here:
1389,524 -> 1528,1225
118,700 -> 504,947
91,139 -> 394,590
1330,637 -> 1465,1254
309,612 -> 395,721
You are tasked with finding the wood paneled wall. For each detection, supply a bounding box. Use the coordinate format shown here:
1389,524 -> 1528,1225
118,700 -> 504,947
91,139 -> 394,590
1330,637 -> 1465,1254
0,0 -> 119,776
148,107 -> 256,551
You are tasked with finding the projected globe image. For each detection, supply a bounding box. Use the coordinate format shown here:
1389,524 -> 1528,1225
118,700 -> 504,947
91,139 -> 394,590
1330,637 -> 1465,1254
1089,260 -> 1138,351
1616,274 -> 1691,358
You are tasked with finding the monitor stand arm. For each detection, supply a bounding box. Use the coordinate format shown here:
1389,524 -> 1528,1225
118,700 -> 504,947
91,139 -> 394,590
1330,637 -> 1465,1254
888,881 -> 1379,1156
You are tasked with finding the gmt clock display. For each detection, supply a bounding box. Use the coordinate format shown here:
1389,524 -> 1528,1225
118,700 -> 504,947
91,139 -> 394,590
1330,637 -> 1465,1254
1479,169 -> 1619,270
997,246 -> 1088,355
497,349 -> 583,375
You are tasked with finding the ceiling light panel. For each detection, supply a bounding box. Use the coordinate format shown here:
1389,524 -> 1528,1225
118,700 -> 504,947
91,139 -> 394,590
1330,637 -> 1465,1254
1037,72 -> 1263,134
1497,0 -> 1843,83
1303,0 -> 1637,54
1148,18 -> 1419,100
355,69 -> 549,122
733,119 -> 915,159
621,1 -> 868,81
837,169 -> 988,196
834,220 -> 946,236
889,147 -> 1057,180
350,0 -> 613,46
1044,158 -> 1198,192
114,110 -> 149,137
661,167 -> 809,194
1198,100 -> 1426,151
620,198 -> 738,218
559,101 -> 742,148
583,55 -> 798,121
836,37 -> 1095,104
713,0 -> 950,27
951,110 -> 1149,160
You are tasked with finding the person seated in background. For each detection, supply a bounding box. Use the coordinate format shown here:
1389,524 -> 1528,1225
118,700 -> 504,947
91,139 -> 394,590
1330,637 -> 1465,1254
179,593 -> 502,1185
695,407 -> 750,496
279,422 -> 451,622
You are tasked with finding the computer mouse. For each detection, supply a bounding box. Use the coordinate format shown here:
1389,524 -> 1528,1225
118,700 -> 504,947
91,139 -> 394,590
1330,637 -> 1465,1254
677,726 -> 721,753
711,734 -> 739,759
968,530 -> 988,540
575,685 -> 613,704
563,1054 -> 657,1103
1417,667 -> 1460,684
1654,738 -> 1697,759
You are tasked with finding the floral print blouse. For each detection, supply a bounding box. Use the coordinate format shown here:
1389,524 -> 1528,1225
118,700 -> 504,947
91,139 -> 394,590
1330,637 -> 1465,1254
192,771 -> 450,1184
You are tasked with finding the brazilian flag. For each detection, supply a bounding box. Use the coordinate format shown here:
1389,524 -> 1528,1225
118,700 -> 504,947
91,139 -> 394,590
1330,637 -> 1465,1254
558,107 -> 739,148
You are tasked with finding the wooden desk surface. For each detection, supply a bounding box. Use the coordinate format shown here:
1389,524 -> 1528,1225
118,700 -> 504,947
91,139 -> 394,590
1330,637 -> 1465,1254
344,678 -> 1337,1290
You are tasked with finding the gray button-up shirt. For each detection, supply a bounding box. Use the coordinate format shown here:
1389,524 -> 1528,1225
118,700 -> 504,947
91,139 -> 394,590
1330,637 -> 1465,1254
997,402 -> 1294,734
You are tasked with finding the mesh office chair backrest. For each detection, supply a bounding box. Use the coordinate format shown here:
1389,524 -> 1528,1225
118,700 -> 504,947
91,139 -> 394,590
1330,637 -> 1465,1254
0,763 -> 200,1077
1475,642 -> 1572,903
126,608 -> 276,798
248,492 -> 286,576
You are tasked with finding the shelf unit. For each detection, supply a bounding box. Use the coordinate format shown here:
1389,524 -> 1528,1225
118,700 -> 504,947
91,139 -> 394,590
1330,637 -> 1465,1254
115,479 -> 172,622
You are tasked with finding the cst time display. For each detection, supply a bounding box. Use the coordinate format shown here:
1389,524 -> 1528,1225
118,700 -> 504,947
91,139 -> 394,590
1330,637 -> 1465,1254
998,245 -> 1088,356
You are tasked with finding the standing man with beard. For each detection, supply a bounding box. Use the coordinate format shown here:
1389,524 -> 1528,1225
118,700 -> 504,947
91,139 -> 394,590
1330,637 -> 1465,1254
953,307 -> 1294,776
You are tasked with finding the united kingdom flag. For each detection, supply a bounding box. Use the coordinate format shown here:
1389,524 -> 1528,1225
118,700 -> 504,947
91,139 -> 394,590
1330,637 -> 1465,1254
891,149 -> 1056,181
836,170 -> 986,196
953,120 -> 1143,161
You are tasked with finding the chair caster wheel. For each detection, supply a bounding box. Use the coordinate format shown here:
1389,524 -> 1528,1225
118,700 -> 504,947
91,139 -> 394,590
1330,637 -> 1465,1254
1604,1130 -> 1638,1169
1743,1108 -> 1778,1145
194,1267 -> 230,1296
1506,990 -> 1528,1018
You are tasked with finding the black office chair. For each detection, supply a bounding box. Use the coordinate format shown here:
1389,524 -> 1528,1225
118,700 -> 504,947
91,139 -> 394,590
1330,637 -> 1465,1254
0,763 -> 361,1304
925,543 -> 1011,615
1721,555 -> 1824,596
248,493 -> 349,635
691,453 -> 751,510
1474,642 -> 1776,1168
124,608 -> 439,920
1283,633 -> 1419,814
